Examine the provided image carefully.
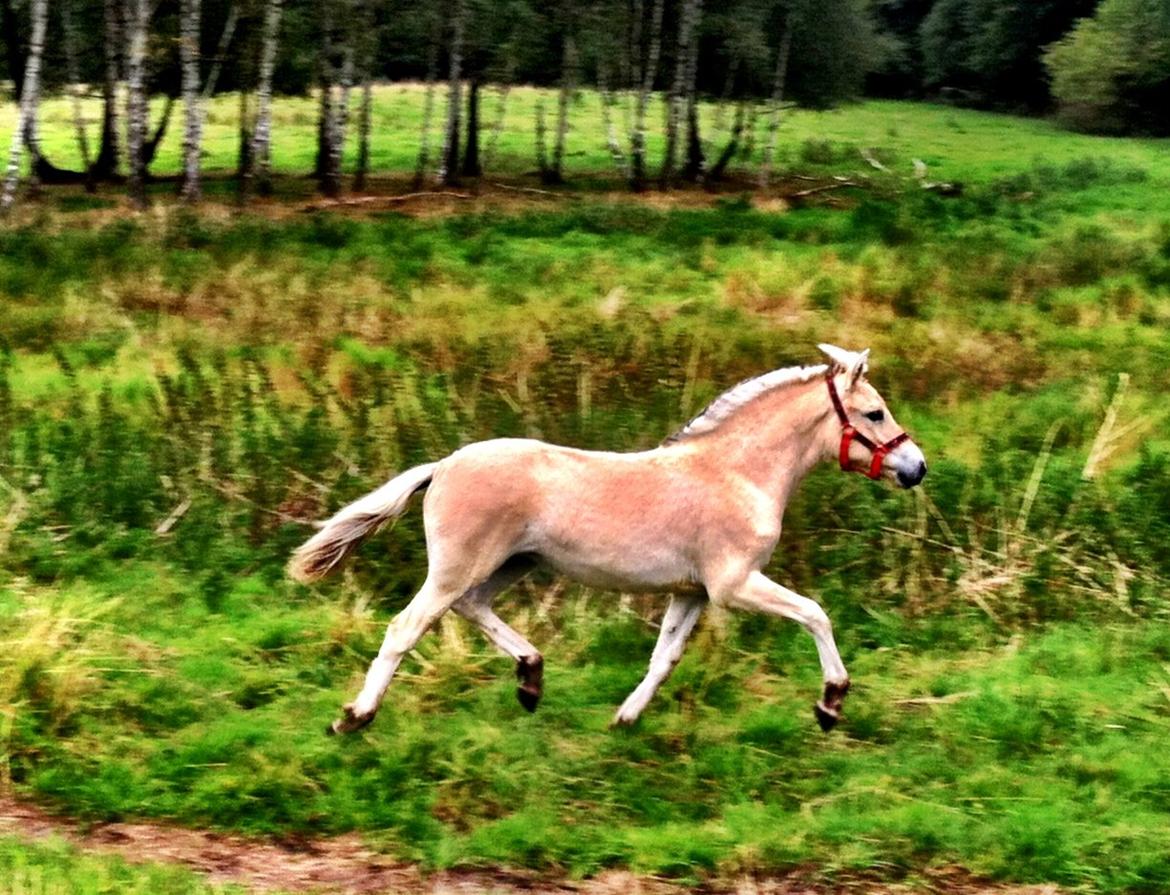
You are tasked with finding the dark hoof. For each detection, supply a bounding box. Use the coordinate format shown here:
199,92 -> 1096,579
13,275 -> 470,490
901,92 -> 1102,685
515,654 -> 543,713
517,686 -> 541,713
814,701 -> 840,732
329,704 -> 375,735
325,722 -> 337,737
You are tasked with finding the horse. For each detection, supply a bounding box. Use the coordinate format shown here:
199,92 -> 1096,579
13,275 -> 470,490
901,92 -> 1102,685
290,344 -> 927,735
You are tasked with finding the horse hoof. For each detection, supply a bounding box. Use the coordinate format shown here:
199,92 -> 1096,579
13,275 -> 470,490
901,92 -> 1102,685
517,686 -> 541,713
814,701 -> 840,732
330,704 -> 374,735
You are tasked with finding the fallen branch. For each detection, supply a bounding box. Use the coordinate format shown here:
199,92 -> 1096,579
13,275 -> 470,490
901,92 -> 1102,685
301,191 -> 473,211
895,691 -> 976,707
488,182 -> 566,198
789,180 -> 857,199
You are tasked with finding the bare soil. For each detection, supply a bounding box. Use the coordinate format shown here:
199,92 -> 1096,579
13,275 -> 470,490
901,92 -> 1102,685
0,796 -> 1062,895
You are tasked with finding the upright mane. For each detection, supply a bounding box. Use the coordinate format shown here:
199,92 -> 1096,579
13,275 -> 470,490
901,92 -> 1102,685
663,363 -> 829,445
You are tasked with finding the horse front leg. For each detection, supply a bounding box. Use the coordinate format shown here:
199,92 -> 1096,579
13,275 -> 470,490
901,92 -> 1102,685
612,593 -> 706,726
716,570 -> 850,732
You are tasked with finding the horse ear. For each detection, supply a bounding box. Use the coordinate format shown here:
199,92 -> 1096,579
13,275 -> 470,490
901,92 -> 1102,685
817,343 -> 852,373
818,344 -> 869,390
851,349 -> 870,388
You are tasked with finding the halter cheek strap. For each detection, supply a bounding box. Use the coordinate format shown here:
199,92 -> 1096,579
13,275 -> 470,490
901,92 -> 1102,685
826,372 -> 909,480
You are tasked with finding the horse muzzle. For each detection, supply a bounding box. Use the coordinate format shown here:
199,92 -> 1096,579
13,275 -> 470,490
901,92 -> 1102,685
895,458 -> 928,489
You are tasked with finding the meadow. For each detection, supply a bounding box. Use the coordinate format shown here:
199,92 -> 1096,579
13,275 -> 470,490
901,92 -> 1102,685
1,86 -> 1170,893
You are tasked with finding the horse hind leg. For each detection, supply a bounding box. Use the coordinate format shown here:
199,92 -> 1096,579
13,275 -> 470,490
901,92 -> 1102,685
452,556 -> 545,711
330,575 -> 460,735
613,593 -> 706,726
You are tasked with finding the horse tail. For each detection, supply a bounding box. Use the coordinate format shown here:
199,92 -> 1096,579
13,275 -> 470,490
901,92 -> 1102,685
288,462 -> 438,583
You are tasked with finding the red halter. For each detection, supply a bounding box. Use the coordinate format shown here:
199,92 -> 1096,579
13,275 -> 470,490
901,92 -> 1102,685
825,371 -> 909,480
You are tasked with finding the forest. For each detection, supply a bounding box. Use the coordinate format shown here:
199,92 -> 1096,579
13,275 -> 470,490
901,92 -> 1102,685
1,0 -> 1169,209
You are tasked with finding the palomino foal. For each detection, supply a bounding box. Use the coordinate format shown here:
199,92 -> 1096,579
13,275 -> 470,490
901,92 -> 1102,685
290,344 -> 927,734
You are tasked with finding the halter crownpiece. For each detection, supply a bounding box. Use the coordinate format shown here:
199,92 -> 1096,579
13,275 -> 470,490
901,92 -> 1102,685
825,369 -> 909,480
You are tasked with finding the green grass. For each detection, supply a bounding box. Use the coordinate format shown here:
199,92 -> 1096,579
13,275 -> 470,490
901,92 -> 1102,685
2,94 -> 1170,892
0,836 -> 247,895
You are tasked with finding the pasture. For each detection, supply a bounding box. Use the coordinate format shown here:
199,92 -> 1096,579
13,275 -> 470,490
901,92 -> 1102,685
2,87 -> 1170,893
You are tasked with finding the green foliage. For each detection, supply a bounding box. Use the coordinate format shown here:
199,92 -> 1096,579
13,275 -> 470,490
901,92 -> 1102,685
920,0 -> 1098,111
1045,0 -> 1170,135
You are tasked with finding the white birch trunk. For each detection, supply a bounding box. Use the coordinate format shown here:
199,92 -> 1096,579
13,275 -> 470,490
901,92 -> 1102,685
354,78 -> 372,190
437,0 -> 466,185
597,57 -> 627,179
661,0 -> 700,185
179,0 -> 202,202
629,0 -> 663,190
759,13 -> 793,188
412,34 -> 438,188
333,39 -> 355,170
201,3 -> 238,102
125,0 -> 150,207
249,0 -> 282,194
550,34 -> 577,183
1,0 -> 48,213
62,0 -> 93,177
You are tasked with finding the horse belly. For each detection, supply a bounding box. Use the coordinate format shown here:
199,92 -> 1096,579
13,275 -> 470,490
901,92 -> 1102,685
538,542 -> 698,593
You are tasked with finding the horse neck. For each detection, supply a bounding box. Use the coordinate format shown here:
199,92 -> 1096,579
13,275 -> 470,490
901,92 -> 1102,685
701,378 -> 835,505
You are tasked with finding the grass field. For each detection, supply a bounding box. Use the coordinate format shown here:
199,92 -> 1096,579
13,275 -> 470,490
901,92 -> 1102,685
2,88 -> 1170,893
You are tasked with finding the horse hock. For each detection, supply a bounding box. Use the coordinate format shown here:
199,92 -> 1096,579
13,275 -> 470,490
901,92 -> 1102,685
516,654 -> 544,712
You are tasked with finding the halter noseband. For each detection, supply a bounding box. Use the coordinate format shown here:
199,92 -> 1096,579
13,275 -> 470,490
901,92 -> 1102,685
825,370 -> 909,480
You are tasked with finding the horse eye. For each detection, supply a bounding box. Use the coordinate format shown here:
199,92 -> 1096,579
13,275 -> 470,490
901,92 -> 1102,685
864,410 -> 885,423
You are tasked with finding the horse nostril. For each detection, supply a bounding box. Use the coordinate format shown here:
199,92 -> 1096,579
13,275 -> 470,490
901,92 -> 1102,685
918,460 -> 928,481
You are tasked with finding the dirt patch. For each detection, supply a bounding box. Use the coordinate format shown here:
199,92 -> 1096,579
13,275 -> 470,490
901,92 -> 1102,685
0,796 -> 1064,895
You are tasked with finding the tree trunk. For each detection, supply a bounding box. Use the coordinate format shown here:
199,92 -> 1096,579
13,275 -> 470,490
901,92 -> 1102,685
125,0 -> 150,208
460,78 -> 480,178
332,39 -> 355,173
548,35 -> 577,185
597,57 -> 627,179
179,0 -> 202,202
0,0 -> 26,105
203,4 -> 238,102
354,79 -> 373,190
142,95 -> 176,169
438,0 -> 466,186
680,1 -> 705,182
706,101 -> 743,182
759,13 -> 793,188
91,0 -> 123,180
0,0 -> 47,213
660,0 -> 700,187
412,28 -> 438,189
629,0 -> 663,191
534,99 -> 549,178
249,0 -> 282,196
62,0 -> 94,189
481,65 -> 513,172
236,88 -> 252,184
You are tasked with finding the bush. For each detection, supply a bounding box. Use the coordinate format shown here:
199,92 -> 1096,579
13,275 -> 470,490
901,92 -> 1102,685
1045,0 -> 1170,135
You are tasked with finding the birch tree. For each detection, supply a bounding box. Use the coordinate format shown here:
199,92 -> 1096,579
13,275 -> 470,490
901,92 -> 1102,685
660,0 -> 701,186
629,0 -> 664,191
412,17 -> 440,189
758,8 -> 794,187
124,0 -> 151,208
62,0 -> 94,189
91,0 -> 122,179
546,33 -> 577,184
249,0 -> 283,196
0,0 -> 47,214
179,0 -> 203,202
437,0 -> 467,186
